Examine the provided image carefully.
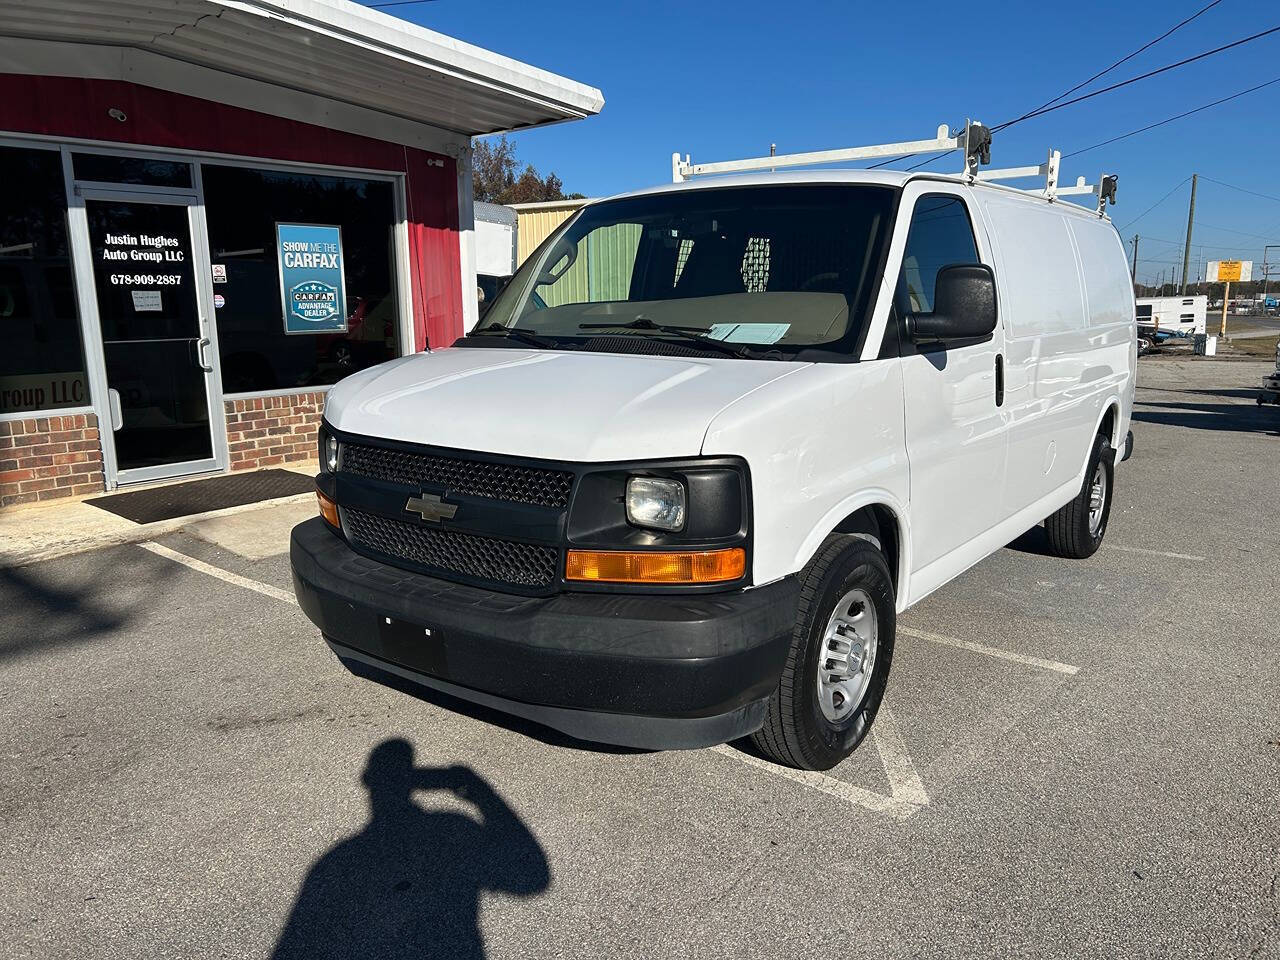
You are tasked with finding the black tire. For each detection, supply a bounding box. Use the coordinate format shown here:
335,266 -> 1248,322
751,536 -> 895,771
1043,432 -> 1114,559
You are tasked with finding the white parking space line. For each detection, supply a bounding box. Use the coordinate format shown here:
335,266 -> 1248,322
141,541 -> 938,819
710,708 -> 928,821
139,541 -> 298,606
899,625 -> 1080,675
1105,544 -> 1206,562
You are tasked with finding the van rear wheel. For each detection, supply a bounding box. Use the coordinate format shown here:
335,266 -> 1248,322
751,537 -> 895,771
1043,432 -> 1114,559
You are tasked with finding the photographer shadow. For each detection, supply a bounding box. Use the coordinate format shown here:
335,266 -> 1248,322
272,739 -> 549,960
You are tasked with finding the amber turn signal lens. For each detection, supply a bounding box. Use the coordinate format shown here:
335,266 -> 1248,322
565,547 -> 745,584
317,490 -> 340,528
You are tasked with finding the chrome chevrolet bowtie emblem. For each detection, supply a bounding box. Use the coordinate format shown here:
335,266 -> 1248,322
405,493 -> 457,523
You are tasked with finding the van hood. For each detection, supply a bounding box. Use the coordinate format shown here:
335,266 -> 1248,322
323,347 -> 805,461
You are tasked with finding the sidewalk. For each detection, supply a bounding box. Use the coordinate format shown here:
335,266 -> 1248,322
0,466 -> 317,568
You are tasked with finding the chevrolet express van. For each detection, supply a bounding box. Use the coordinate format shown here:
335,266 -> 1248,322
291,169 -> 1136,771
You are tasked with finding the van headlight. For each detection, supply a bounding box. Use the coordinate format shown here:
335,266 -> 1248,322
626,477 -> 686,531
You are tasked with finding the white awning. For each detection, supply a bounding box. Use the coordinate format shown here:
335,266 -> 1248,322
0,0 -> 604,136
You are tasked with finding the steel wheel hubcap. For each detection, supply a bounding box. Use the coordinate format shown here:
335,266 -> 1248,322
1088,462 -> 1107,537
816,588 -> 878,723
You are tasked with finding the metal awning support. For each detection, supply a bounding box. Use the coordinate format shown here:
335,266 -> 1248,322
672,122 -> 992,183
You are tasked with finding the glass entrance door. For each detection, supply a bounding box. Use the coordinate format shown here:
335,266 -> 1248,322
81,195 -> 221,482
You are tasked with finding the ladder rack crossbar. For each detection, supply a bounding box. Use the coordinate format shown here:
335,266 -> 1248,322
977,163 -> 1051,182
673,125 -> 956,182
1051,176 -> 1097,197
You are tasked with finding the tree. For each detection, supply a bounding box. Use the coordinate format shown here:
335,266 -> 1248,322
472,134 -> 571,204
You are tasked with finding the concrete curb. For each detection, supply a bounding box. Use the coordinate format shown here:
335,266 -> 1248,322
0,493 -> 315,570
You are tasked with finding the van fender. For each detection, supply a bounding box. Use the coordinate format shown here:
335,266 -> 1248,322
790,488 -> 912,610
1084,397 -> 1124,478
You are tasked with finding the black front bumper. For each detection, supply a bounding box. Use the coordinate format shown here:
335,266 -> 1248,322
290,518 -> 796,749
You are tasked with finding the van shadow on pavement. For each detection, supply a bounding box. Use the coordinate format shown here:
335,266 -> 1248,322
1132,399 -> 1279,435
271,740 -> 550,960
339,652 -> 648,756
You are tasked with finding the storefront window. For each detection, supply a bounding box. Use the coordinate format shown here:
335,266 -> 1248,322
0,145 -> 90,414
72,153 -> 193,188
201,165 -> 400,393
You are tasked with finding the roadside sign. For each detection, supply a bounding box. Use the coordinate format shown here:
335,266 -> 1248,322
1206,260 -> 1252,283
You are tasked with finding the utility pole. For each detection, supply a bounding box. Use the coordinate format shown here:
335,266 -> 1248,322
1131,234 -> 1139,283
1180,173 -> 1197,295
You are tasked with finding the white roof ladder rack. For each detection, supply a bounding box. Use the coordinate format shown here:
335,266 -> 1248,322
979,149 -> 1118,215
672,120 -> 993,182
671,121 -> 1117,216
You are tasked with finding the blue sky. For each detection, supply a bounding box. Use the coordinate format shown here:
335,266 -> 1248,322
369,0 -> 1280,286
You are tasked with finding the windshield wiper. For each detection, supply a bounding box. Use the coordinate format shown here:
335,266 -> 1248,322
577,316 -> 769,360
473,323 -> 561,350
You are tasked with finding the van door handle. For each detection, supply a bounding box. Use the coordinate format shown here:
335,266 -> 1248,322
995,353 -> 1005,407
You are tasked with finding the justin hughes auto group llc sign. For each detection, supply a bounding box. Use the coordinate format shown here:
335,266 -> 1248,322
276,223 -> 348,335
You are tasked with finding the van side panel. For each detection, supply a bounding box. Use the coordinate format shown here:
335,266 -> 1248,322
1069,215 -> 1137,457
975,194 -> 1127,517
701,360 -> 910,597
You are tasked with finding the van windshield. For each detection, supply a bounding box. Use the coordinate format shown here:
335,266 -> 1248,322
477,184 -> 897,359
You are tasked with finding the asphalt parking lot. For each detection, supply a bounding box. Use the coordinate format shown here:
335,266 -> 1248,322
3,358 -> 1278,959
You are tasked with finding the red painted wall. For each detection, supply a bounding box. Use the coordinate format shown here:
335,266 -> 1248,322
0,74 -> 463,350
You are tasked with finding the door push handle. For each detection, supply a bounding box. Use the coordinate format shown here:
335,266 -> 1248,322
995,353 -> 1005,407
107,387 -> 124,432
196,337 -> 214,373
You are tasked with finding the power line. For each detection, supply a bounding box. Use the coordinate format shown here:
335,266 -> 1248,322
1195,222 -> 1280,242
1141,236 -> 1275,251
1011,0 -> 1225,124
1117,177 -> 1190,230
1063,76 -> 1280,159
366,0 -> 439,7
992,25 -> 1280,132
879,16 -> 1278,171
1198,175 -> 1280,205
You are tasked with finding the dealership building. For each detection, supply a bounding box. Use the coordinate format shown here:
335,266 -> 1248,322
0,0 -> 602,507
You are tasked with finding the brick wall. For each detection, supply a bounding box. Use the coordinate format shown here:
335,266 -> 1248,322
225,391 -> 325,472
0,414 -> 105,508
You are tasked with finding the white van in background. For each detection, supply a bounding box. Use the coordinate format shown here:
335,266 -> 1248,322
292,153 -> 1136,771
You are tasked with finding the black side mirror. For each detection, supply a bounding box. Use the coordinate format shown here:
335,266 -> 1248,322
907,263 -> 997,345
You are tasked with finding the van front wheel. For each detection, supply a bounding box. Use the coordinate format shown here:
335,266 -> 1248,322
1043,432 -> 1114,559
751,537 -> 895,771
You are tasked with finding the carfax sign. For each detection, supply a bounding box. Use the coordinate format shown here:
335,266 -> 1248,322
276,223 -> 348,334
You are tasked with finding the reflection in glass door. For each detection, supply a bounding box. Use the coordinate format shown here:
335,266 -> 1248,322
83,197 -> 219,479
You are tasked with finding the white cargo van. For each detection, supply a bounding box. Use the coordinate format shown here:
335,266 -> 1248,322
291,129 -> 1136,770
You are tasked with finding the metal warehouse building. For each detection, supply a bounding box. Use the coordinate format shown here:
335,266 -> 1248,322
0,0 -> 602,506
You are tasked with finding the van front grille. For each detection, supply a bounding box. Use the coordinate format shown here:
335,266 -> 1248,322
342,442 -> 573,508
343,507 -> 559,589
